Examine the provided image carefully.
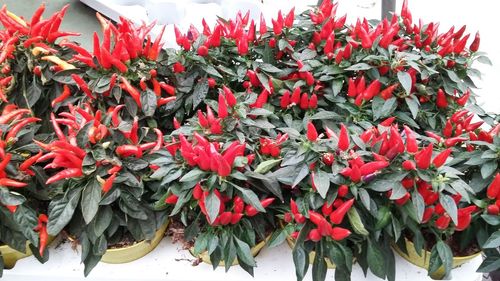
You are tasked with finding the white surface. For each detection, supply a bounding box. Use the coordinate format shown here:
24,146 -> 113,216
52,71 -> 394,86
3,235 -> 483,281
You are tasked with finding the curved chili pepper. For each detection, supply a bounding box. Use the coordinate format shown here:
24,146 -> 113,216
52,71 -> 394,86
20,150 -> 43,171
159,82 -> 176,96
150,128 -> 163,153
306,122 -> 318,142
46,168 -> 83,184
71,74 -> 95,99
435,214 -> 451,230
5,117 -> 40,142
359,161 -> 389,175
157,96 -> 176,106
130,117 -> 139,145
444,137 -> 467,147
432,148 -> 451,168
120,77 -> 142,107
436,89 -> 448,108
218,93 -> 228,119
51,85 -> 71,107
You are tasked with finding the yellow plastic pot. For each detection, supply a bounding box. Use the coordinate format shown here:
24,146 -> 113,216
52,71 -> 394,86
285,235 -> 337,269
100,222 -> 169,264
392,238 -> 481,280
0,236 -> 55,269
189,236 -> 269,266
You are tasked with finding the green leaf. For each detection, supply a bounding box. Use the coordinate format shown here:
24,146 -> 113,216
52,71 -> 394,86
203,65 -> 223,78
481,161 -> 498,178
439,194 -> 458,225
254,159 -> 282,174
0,188 -> 25,206
483,230 -> 500,248
204,191 -> 221,224
347,208 -> 369,236
81,179 -> 102,224
412,191 -> 425,222
233,184 -> 265,212
476,55 -> 492,65
397,71 -> 412,94
179,169 -> 206,182
192,79 -> 209,109
140,89 -> 157,117
26,76 -> 42,108
292,245 -> 309,281
367,239 -> 386,279
405,96 -> 419,119
314,170 -> 330,199
477,256 -> 500,272
436,241 -> 453,277
259,63 -> 282,73
309,111 -> 340,120
47,188 -> 82,235
91,205 -> 113,238
312,245 -> 327,281
234,237 -> 256,267
345,63 -> 371,71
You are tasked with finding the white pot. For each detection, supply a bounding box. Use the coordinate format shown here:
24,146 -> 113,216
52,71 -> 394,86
145,0 -> 186,25
220,0 -> 263,23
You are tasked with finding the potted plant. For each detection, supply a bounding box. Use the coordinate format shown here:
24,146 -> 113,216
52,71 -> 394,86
149,86 -> 279,274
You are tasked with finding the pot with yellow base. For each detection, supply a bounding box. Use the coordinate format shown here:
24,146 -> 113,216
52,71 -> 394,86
393,238 -> 481,280
101,222 -> 169,264
0,236 -> 55,269
189,236 -> 269,266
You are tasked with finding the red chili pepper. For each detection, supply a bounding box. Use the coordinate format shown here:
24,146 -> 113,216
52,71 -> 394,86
469,32 -> 480,52
322,152 -> 334,166
444,137 -> 467,147
218,212 -> 232,225
402,160 -> 416,171
306,122 -> 318,142
159,82 -> 176,96
34,214 -> 48,257
157,97 -> 176,106
432,148 -> 451,168
0,178 -> 27,188
193,183 -> 203,200
102,172 -> 117,193
414,143 -> 433,169
329,198 -> 354,224
173,62 -> 185,73
71,74 -> 95,100
0,109 -> 30,124
443,120 -> 453,138
435,214 -> 451,230
456,91 -> 470,106
290,199 -> 299,215
0,153 -> 11,172
280,91 -> 291,109
5,117 -> 41,142
308,229 -> 322,242
425,131 -> 443,143
51,85 -> 71,107
338,124 -> 350,151
116,145 -> 143,158
120,77 -> 142,107
486,173 -> 500,200
129,117 -> 139,144
165,194 -> 178,204
487,205 -> 500,215
347,78 -> 357,97
436,89 -> 448,109
218,93 -> 228,119
46,168 -> 83,184
245,204 -> 258,217
422,207 -> 434,223
359,161 -> 388,176
362,79 -> 381,100
330,227 -> 351,241
108,165 -> 122,175
20,150 -> 43,171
